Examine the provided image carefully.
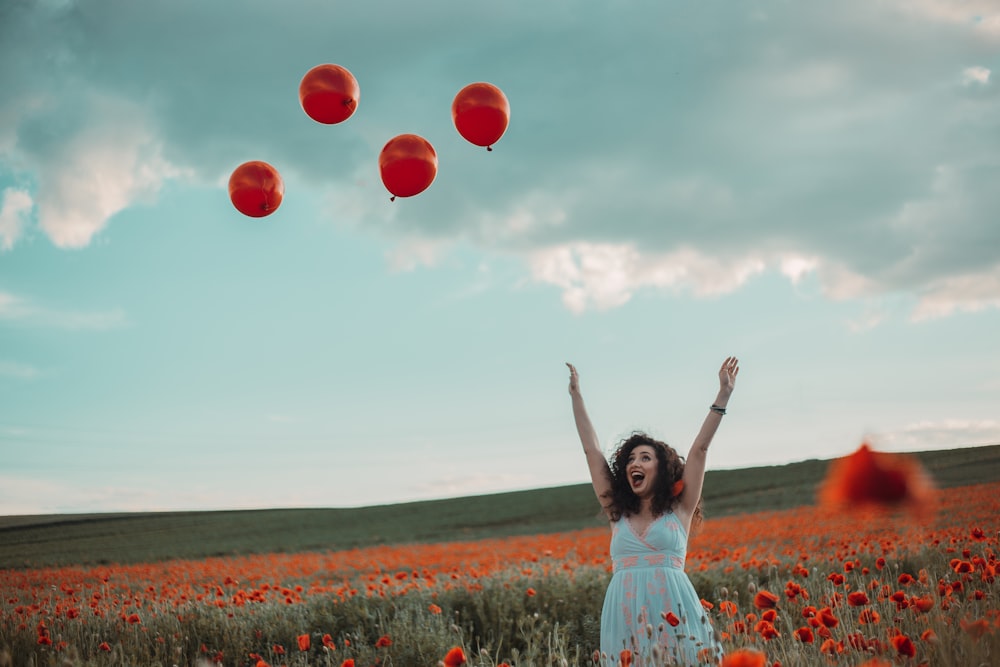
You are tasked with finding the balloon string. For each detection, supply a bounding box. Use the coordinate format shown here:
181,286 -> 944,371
390,195 -> 396,202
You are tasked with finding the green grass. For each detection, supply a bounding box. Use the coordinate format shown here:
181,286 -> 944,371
1,443 -> 997,569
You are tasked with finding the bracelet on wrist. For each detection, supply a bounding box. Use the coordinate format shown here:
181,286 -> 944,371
710,404 -> 727,416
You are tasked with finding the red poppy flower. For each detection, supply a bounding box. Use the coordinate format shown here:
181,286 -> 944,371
322,634 -> 336,650
619,649 -> 633,667
793,627 -> 814,643
753,590 -> 779,609
818,442 -> 934,514
443,646 -> 467,667
858,609 -> 880,624
821,638 -> 838,653
297,634 -> 310,651
374,635 -> 392,648
428,603 -> 442,614
891,634 -> 915,657
663,611 -> 681,627
847,591 -> 870,606
952,560 -> 973,574
754,620 -> 779,640
340,660 -> 355,667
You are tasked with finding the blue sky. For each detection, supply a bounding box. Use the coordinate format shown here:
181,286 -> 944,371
1,1 -> 998,515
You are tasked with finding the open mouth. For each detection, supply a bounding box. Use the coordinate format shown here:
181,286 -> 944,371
630,471 -> 645,486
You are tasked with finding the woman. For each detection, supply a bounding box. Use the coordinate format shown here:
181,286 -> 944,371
567,358 -> 739,666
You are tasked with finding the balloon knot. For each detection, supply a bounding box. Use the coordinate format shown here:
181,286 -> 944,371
390,195 -> 396,202
487,146 -> 493,152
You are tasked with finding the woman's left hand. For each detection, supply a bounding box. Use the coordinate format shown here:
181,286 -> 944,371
719,356 -> 739,395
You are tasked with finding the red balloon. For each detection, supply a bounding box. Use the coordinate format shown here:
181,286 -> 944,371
379,134 -> 438,200
299,64 -> 359,124
228,161 -> 284,218
452,82 -> 509,150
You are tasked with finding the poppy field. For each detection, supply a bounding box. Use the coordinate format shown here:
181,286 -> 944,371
2,470 -> 998,667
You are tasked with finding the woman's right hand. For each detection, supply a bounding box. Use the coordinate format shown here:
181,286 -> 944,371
566,362 -> 581,397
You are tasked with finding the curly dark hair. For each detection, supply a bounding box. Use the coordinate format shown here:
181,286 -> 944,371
604,431 -> 703,529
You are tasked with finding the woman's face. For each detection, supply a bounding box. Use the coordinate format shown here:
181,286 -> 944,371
626,444 -> 659,498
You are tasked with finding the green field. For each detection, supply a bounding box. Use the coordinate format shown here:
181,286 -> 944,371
2,443 -> 997,570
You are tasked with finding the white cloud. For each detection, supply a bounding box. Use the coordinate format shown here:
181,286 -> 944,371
897,1 -> 1000,39
385,237 -> 453,272
33,95 -> 181,249
911,269 -> 1000,320
779,256 -> 820,284
529,243 -> 635,313
961,66 -> 991,86
873,419 -> 1000,452
528,242 -> 766,313
470,192 -> 568,243
0,290 -> 127,330
0,188 -> 33,250
813,263 -> 880,302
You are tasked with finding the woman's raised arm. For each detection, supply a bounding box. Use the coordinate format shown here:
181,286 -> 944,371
567,363 -> 613,517
678,357 -> 740,526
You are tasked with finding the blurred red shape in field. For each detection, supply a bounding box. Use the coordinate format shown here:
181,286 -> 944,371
720,648 -> 767,667
818,442 -> 935,516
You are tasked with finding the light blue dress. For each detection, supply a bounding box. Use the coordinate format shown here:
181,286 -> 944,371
600,512 -> 723,666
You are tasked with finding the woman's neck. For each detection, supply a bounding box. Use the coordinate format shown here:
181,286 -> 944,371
636,497 -> 656,517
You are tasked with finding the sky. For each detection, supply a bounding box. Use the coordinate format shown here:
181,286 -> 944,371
1,0 -> 999,515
